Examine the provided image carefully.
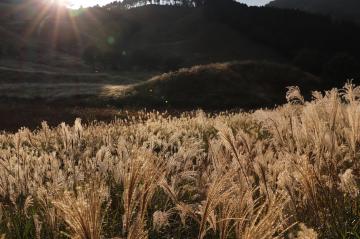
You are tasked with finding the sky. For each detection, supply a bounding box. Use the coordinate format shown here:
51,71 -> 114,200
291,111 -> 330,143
240,0 -> 271,6
66,0 -> 271,9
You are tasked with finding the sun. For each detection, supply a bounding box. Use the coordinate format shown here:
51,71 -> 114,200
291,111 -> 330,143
48,0 -> 68,7
49,0 -> 116,9
65,0 -> 88,8
49,0 -> 88,8
68,0 -> 103,9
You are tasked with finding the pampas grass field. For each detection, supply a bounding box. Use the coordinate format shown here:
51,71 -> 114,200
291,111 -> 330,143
0,83 -> 359,238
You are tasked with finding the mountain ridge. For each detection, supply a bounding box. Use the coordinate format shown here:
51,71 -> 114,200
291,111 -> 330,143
1,1 -> 360,86
267,0 -> 360,23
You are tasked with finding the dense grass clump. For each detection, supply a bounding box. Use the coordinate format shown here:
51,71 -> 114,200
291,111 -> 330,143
0,84 -> 359,238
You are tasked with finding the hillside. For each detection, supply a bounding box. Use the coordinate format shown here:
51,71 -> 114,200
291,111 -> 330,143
123,61 -> 319,108
111,6 -> 283,67
267,0 -> 360,23
0,61 -> 320,130
2,2 -> 360,84
0,3 -> 283,71
1,0 -> 360,121
0,61 -> 318,107
73,5 -> 285,70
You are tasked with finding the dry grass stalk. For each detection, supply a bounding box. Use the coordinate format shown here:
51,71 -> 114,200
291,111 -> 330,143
0,84 -> 358,238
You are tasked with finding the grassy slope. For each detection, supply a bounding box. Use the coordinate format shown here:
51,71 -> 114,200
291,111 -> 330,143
123,61 -> 319,109
0,60 -> 317,109
0,65 -> 154,100
0,60 -> 319,130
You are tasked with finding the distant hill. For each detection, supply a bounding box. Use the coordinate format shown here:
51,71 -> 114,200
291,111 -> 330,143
123,61 -> 319,109
74,3 -> 360,85
267,0 -> 360,23
0,3 -> 283,70
75,5 -> 284,70
1,1 -> 360,85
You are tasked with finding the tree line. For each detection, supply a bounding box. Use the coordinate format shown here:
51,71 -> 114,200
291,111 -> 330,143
103,0 -> 232,9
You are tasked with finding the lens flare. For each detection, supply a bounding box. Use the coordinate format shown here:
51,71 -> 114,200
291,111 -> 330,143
62,0 -> 116,9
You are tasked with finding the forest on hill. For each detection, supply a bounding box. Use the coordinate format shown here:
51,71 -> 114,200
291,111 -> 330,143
1,0 -> 360,89
268,0 -> 360,24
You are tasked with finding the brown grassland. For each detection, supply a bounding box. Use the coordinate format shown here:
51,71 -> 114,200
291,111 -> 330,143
0,83 -> 359,238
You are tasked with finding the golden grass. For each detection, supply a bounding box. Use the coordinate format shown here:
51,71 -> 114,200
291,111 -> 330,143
0,83 -> 359,238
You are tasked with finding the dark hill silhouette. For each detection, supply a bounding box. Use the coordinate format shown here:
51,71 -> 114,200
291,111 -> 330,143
267,0 -> 360,24
1,1 -> 360,89
0,3 -> 283,69
77,3 -> 360,86
75,5 -> 284,70
204,1 -> 360,86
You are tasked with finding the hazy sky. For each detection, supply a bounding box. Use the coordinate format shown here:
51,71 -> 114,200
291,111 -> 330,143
240,0 -> 271,6
67,0 -> 271,8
